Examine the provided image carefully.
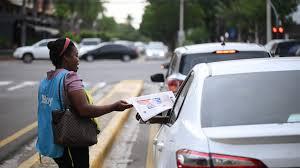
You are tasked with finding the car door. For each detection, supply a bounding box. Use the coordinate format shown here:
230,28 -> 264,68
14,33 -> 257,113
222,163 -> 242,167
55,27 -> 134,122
94,45 -> 112,58
153,72 -> 194,168
33,41 -> 49,59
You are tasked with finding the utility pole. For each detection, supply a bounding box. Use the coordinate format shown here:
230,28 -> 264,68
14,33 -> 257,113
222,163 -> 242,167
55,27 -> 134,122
21,0 -> 27,46
266,0 -> 272,43
178,0 -> 185,46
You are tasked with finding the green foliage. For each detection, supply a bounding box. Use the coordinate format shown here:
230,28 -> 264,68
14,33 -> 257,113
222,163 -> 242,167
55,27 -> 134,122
140,1 -> 180,49
54,3 -> 71,19
53,0 -> 104,28
64,32 -> 80,42
186,27 -> 210,44
97,16 -> 118,32
141,0 -> 299,47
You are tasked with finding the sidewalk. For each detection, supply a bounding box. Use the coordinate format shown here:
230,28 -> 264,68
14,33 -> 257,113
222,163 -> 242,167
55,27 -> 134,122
0,50 -> 14,60
19,80 -> 144,168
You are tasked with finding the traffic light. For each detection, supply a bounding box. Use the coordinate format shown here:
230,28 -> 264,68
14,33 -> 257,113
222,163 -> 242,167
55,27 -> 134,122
272,26 -> 284,39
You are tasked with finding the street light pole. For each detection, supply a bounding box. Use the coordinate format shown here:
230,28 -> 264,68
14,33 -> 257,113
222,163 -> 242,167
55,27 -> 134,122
21,0 -> 27,46
266,0 -> 272,43
266,0 -> 281,42
178,0 -> 185,46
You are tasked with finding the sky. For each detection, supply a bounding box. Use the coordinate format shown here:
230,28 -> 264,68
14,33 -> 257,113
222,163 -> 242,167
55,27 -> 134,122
292,4 -> 300,24
103,0 -> 148,29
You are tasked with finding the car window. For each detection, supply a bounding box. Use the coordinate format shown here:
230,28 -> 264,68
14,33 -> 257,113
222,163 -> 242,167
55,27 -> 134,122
114,44 -> 128,51
179,51 -> 270,75
201,70 -> 300,127
38,42 -> 48,47
167,53 -> 178,77
81,41 -> 99,46
276,42 -> 300,56
98,45 -> 113,52
169,71 -> 194,123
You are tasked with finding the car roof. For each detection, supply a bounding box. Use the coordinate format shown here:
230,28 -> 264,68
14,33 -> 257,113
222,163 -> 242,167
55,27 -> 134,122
194,57 -> 300,76
81,38 -> 101,42
175,42 -> 268,55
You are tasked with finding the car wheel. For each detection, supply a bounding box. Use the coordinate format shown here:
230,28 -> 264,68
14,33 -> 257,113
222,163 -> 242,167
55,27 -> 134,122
22,53 -> 33,63
122,55 -> 131,62
86,55 -> 94,62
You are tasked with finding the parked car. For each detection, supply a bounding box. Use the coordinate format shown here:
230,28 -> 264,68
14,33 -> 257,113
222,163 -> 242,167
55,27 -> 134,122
13,39 -> 79,63
79,38 -> 102,57
145,41 -> 168,60
265,39 -> 300,57
81,43 -> 138,62
13,38 -> 56,63
134,41 -> 146,55
146,57 -> 300,168
151,42 -> 271,92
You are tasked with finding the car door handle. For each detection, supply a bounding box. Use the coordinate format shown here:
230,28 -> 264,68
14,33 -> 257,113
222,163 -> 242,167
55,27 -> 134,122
157,142 -> 164,152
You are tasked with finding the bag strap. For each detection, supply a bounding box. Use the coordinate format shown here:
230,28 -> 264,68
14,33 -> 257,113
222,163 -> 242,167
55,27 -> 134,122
58,75 -> 64,110
58,73 -> 70,110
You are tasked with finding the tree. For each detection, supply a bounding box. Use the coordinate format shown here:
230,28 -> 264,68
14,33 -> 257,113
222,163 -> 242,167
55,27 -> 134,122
126,14 -> 133,26
140,1 -> 179,49
53,0 -> 105,32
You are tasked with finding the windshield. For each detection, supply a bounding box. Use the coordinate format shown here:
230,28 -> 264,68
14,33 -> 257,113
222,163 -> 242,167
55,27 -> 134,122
81,41 -> 99,46
179,51 -> 270,75
201,71 -> 300,127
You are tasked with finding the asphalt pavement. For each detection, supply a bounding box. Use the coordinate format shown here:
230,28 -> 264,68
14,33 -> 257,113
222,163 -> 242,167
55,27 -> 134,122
0,57 -> 166,167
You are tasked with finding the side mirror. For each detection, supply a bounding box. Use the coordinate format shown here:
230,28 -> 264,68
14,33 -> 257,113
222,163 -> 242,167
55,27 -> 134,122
151,73 -> 165,82
160,62 -> 170,69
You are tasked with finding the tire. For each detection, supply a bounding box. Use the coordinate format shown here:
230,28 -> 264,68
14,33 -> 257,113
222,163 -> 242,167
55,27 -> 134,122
122,55 -> 131,62
22,53 -> 33,63
85,55 -> 94,62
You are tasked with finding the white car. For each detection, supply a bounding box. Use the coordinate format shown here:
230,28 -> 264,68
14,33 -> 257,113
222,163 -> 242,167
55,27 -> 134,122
78,38 -> 102,57
151,42 -> 271,92
147,57 -> 300,168
145,41 -> 168,60
13,38 -> 56,63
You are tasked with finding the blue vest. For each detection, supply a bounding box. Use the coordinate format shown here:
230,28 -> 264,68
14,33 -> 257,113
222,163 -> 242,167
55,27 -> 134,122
36,70 -> 68,158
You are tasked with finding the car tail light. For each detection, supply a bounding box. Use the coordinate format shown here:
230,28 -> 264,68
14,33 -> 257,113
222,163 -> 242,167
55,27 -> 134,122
176,149 -> 266,168
167,79 -> 183,92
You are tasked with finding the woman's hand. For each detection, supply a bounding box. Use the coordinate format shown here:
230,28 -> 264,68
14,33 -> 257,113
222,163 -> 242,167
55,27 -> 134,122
112,100 -> 133,111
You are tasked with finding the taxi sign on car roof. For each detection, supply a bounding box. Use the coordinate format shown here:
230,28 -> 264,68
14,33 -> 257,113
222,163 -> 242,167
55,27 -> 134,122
214,50 -> 238,54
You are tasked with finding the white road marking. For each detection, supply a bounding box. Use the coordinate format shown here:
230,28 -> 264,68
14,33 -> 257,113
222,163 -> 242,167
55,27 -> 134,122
7,81 -> 38,91
0,81 -> 12,86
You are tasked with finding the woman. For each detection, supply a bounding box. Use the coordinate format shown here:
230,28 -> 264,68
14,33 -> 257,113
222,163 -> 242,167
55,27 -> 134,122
36,38 -> 133,168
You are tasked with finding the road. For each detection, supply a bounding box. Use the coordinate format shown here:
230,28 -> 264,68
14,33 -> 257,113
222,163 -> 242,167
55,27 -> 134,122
0,57 -> 166,165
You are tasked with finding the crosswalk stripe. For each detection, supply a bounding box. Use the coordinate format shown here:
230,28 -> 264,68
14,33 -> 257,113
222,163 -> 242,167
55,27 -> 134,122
0,81 -> 106,92
0,81 -> 12,86
7,81 -> 38,91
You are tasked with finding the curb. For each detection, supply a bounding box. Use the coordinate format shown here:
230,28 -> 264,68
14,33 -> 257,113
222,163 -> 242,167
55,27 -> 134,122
90,80 -> 144,168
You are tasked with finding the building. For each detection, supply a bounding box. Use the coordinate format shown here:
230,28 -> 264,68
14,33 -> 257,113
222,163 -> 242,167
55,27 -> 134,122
0,0 -> 59,49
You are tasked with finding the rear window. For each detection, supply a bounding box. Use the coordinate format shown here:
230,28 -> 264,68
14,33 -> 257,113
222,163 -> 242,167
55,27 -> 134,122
179,51 -> 270,75
201,71 -> 300,127
81,41 -> 99,46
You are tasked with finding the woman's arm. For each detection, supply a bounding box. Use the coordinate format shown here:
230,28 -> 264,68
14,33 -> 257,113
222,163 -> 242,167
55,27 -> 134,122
68,89 -> 132,118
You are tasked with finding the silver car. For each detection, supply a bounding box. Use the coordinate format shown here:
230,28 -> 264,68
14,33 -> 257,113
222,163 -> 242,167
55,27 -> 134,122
146,57 -> 300,168
151,42 -> 271,92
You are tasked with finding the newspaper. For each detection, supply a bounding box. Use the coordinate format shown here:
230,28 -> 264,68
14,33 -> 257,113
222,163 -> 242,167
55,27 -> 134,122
128,91 -> 175,121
